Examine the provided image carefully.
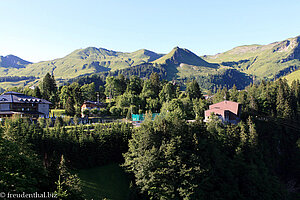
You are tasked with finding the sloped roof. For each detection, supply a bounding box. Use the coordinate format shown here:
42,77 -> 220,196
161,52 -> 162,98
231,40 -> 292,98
208,100 -> 240,115
82,101 -> 106,107
205,108 -> 225,117
0,91 -> 51,104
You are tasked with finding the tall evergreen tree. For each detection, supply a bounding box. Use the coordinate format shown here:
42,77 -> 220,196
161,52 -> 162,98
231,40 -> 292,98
276,83 -> 287,118
229,84 -> 239,102
149,72 -> 161,97
186,79 -> 203,100
42,73 -> 53,100
55,155 -> 83,200
33,86 -> 42,99
41,73 -> 58,106
116,74 -> 127,95
65,97 -> 75,116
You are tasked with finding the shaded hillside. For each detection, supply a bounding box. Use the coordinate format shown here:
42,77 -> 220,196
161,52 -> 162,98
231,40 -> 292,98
8,47 -> 164,78
0,55 -> 32,76
69,63 -> 168,89
0,55 -> 31,68
71,63 -> 252,92
203,36 -> 300,79
196,69 -> 253,91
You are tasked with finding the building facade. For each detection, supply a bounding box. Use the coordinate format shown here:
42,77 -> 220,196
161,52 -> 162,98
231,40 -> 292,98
81,101 -> 106,117
0,91 -> 51,118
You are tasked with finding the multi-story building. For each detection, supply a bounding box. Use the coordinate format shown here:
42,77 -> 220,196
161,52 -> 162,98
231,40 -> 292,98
0,91 -> 51,118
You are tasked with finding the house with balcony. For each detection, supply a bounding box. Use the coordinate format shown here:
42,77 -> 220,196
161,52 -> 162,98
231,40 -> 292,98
0,91 -> 51,118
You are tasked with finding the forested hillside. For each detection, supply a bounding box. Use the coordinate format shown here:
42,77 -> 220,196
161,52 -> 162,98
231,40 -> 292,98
1,72 -> 299,199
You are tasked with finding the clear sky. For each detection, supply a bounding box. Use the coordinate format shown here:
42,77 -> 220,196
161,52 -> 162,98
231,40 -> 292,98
1,0 -> 300,62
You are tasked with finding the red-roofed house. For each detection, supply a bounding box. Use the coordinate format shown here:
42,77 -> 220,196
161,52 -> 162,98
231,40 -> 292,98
81,101 -> 106,117
204,100 -> 241,124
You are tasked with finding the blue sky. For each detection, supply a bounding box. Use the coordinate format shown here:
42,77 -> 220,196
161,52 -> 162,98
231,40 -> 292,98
1,0 -> 300,62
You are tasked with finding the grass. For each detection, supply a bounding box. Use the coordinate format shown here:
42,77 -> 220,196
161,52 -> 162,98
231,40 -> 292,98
0,79 -> 36,89
77,163 -> 130,200
284,69 -> 300,84
50,109 -> 65,117
203,36 -> 300,79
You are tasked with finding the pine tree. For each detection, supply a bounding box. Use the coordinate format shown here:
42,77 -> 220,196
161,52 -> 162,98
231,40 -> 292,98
116,74 -> 127,95
41,73 -> 57,101
65,97 -> 75,116
42,73 -> 52,100
149,72 -> 161,97
290,80 -> 299,117
56,155 -> 83,200
276,84 -> 287,118
33,86 -> 42,99
126,108 -> 132,120
247,117 -> 257,147
229,84 -> 239,102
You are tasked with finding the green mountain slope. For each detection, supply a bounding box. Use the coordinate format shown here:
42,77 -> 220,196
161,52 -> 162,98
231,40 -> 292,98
153,46 -> 212,66
2,35 -> 300,89
203,36 -> 300,79
284,69 -> 300,83
152,47 -> 219,79
8,47 -> 163,79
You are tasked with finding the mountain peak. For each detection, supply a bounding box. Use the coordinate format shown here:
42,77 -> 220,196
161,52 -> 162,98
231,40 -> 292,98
68,47 -> 120,59
0,55 -> 31,69
153,47 -> 212,67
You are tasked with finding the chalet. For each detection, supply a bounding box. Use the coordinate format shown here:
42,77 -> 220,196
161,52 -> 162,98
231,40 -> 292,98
204,100 -> 241,124
81,101 -> 106,117
0,91 -> 51,118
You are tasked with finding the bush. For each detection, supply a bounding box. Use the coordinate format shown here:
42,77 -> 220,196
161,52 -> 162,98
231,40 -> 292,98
91,108 -> 99,116
110,106 -> 122,117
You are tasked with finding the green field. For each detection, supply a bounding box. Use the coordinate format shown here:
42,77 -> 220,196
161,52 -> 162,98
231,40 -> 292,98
50,109 -> 65,117
78,164 -> 130,200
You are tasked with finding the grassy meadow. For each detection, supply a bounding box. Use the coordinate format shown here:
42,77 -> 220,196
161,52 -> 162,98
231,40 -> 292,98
77,164 -> 130,200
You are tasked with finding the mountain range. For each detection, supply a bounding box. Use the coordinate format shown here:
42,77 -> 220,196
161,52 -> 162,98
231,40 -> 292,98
1,35 -> 300,89
203,36 -> 300,79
